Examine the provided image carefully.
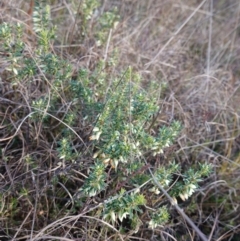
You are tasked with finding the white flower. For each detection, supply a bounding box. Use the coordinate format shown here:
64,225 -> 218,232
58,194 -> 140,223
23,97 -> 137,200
149,186 -> 160,195
89,131 -> 102,140
179,193 -> 189,201
93,127 -> 99,132
148,220 -> 158,229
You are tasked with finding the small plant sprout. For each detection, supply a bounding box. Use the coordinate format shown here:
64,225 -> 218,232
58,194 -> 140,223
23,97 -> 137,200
82,161 -> 107,197
148,206 -> 170,229
103,189 -> 146,224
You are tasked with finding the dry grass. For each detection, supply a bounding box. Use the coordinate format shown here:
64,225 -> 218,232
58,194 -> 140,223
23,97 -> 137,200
1,0 -> 240,240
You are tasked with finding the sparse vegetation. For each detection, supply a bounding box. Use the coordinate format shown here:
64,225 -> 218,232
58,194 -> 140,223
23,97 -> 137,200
1,1 -> 240,241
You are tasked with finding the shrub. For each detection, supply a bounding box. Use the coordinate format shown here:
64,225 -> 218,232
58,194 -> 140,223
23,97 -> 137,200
0,1 -> 212,240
